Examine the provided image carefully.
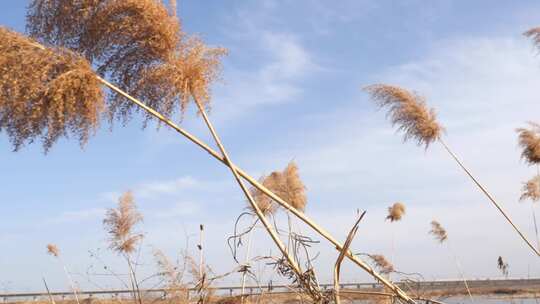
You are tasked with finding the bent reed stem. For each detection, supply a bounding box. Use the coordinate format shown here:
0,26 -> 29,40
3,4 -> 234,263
438,138 -> 540,257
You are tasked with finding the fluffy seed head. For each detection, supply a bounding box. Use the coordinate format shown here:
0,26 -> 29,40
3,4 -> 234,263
248,162 -> 307,215
46,244 -> 60,257
0,27 -> 104,152
386,202 -> 406,222
364,84 -> 444,149
135,36 -> 227,122
27,0 -> 181,124
103,191 -> 143,255
524,27 -> 540,51
516,122 -> 540,165
429,220 -> 448,243
520,175 -> 540,203
368,254 -> 394,275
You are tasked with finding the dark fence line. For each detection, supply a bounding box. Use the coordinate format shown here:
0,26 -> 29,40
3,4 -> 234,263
2,278 -> 539,302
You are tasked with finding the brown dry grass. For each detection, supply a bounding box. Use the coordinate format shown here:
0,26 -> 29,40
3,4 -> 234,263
520,175 -> 540,203
0,27 -> 104,151
103,191 -> 143,255
516,122 -> 540,166
429,220 -> 448,243
386,202 -> 405,222
364,84 -> 444,149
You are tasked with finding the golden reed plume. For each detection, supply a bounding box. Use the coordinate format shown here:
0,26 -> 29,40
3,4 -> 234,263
429,220 -> 448,243
46,244 -> 60,257
248,161 -> 307,215
516,122 -> 540,166
103,191 -> 143,255
386,202 -> 405,222
368,254 -> 395,275
0,27 -> 104,152
27,0 -> 180,123
364,84 -> 444,149
520,175 -> 540,203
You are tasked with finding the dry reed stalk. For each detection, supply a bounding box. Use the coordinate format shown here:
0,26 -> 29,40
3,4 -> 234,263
198,224 -> 205,281
365,83 -> 540,257
42,277 -> 56,304
0,27 -> 104,151
516,122 -> 540,166
14,15 -> 415,302
46,244 -> 80,304
103,191 -> 144,304
334,211 -> 366,304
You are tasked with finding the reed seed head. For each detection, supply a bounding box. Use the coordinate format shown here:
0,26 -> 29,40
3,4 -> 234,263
429,220 -> 448,243
497,256 -> 509,277
135,36 -> 227,122
103,191 -> 143,255
368,254 -> 394,275
524,27 -> 540,51
248,161 -> 307,215
364,84 -> 444,149
520,175 -> 540,203
46,244 -> 60,257
516,122 -> 540,166
0,27 -> 104,152
386,202 -> 405,222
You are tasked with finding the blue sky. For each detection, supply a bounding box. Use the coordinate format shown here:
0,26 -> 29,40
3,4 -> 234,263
1,0 -> 540,292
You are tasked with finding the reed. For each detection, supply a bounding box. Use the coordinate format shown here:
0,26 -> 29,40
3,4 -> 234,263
103,191 -> 144,304
516,122 -> 540,166
46,244 -> 81,304
365,84 -> 540,256
497,256 -> 509,278
7,10 -> 416,302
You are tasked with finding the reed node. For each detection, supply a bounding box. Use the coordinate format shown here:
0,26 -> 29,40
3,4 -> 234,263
364,84 -> 444,149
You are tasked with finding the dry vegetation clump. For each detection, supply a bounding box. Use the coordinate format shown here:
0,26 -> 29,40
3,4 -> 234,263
0,27 -> 104,151
248,162 -> 307,214
103,191 -> 143,255
364,84 -> 444,149
367,254 -> 395,275
27,0 -> 181,123
520,175 -> 540,203
135,36 -> 227,121
516,122 -> 540,166
429,221 -> 448,243
46,244 -> 60,257
153,250 -> 189,300
386,202 -> 405,222
497,256 -> 509,277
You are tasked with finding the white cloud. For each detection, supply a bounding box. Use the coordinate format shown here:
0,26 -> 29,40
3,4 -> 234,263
52,208 -> 106,223
136,176 -> 199,199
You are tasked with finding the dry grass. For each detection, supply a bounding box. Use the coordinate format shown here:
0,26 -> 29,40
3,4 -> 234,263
364,84 -> 444,149
0,27 -> 104,152
516,122 -> 540,166
386,202 -> 405,222
46,244 -> 60,257
429,220 -> 448,243
520,175 -> 540,203
103,191 -> 143,255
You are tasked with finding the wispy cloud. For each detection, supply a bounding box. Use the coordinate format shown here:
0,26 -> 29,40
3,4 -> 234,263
52,208 -> 106,223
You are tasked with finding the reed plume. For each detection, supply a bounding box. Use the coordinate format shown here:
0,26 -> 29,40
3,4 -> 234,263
46,244 -> 60,257
520,175 -> 540,203
136,36 -> 226,121
249,174 -> 280,216
364,84 -> 443,149
524,27 -> 540,51
169,0 -> 177,17
368,254 -> 395,275
429,220 -> 448,243
386,202 -> 405,222
516,122 -> 540,166
103,191 -> 143,255
366,84 -> 540,256
27,0 -> 180,124
0,27 -> 104,151
497,256 -> 509,278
